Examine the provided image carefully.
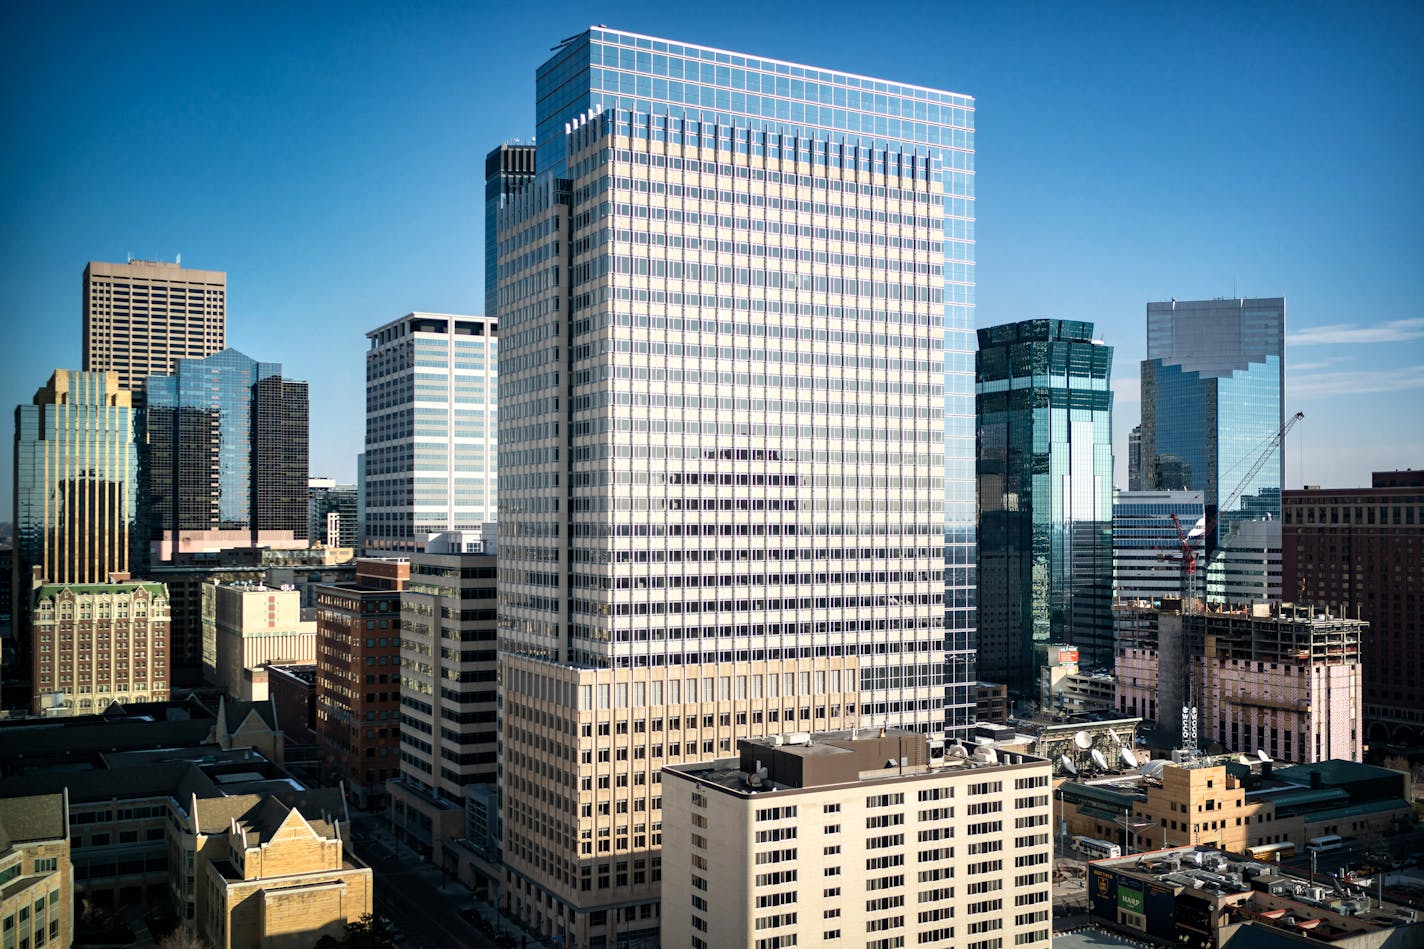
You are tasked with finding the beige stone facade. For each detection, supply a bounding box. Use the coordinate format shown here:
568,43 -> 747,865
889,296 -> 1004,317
203,582 -> 316,701
30,581 -> 171,714
663,732 -> 1054,949
0,792 -> 73,949
189,797 -> 370,949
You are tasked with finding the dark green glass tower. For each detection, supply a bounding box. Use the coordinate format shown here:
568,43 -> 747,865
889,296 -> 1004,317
976,320 -> 1114,699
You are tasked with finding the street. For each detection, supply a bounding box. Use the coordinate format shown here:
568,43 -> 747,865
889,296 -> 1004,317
350,814 -> 516,949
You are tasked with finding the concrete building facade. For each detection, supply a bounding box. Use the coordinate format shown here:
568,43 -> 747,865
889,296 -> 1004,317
1283,471 -> 1424,747
1115,602 -> 1363,762
663,731 -> 1053,949
82,258 -> 226,397
30,581 -> 170,715
387,534 -> 498,867
203,581 -> 316,702
1112,489 -> 1205,604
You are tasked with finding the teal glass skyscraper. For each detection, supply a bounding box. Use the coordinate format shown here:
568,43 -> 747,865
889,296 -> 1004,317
489,27 -> 975,948
976,320 -> 1114,697
1140,297 -> 1286,551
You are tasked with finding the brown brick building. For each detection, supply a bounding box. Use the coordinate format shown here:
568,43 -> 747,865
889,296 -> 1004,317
315,559 -> 408,807
0,791 -> 73,949
1283,470 -> 1424,747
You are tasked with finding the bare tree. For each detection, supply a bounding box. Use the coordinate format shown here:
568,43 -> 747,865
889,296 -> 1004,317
158,928 -> 211,949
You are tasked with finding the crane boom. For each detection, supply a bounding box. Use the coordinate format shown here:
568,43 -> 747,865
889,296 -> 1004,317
1173,411 -> 1304,606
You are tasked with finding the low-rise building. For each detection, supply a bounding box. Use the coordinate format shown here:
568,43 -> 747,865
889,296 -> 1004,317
663,730 -> 1055,949
30,580 -> 171,715
0,791 -> 73,949
1058,757 -> 1414,856
974,681 -> 1009,724
1041,645 -> 1116,715
1087,845 -> 1424,948
203,581 -> 317,701
1115,601 -> 1363,762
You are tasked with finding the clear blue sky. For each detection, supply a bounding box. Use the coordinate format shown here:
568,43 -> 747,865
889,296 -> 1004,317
2,0 -> 1421,506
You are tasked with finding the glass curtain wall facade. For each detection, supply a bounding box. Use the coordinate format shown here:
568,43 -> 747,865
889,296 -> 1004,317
494,27 -> 973,948
145,348 -> 309,551
1140,297 -> 1285,552
363,314 -> 498,555
485,146 -> 536,317
13,370 -> 139,640
977,320 -> 1114,694
1112,489 -> 1205,603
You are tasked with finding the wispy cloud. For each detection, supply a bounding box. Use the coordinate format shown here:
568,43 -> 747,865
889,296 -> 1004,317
1291,365 -> 1424,397
1290,360 -> 1342,372
1111,375 -> 1140,403
1289,318 -> 1424,346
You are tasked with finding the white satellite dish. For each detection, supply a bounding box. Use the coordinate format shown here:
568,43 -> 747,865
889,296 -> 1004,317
983,748 -> 999,765
1090,748 -> 1109,771
1120,747 -> 1139,768
1257,749 -> 1272,763
950,742 -> 969,759
1106,730 -> 1123,745
1073,730 -> 1093,750
1060,754 -> 1078,776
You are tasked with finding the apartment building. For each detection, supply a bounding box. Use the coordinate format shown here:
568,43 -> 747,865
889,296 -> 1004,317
315,558 -> 409,808
30,580 -> 170,715
663,730 -> 1053,949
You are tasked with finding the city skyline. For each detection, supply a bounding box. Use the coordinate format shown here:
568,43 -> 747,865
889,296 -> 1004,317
1,2 -> 1421,507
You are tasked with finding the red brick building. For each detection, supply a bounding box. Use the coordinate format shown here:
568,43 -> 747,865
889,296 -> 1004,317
1283,470 -> 1424,748
314,559 -> 408,807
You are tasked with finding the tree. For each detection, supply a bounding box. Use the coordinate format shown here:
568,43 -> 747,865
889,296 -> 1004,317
313,914 -> 397,949
158,929 -> 211,949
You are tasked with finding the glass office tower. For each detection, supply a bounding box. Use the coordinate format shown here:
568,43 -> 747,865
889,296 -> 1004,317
1140,297 -> 1286,551
976,320 -> 1114,696
145,348 -> 309,555
13,370 -> 139,640
1112,489 -> 1205,603
493,28 -> 973,947
363,313 -> 498,554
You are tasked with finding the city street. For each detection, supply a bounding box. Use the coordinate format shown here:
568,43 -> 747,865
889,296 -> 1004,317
349,815 -> 523,949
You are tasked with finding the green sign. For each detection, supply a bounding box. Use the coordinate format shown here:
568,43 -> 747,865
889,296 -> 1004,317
1118,886 -> 1144,913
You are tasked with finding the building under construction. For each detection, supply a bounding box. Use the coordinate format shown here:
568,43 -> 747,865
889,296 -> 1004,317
1115,600 -> 1363,763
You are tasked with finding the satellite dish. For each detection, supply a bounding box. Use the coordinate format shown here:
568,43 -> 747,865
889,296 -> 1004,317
1090,748 -> 1109,771
1107,730 -> 1123,745
1060,754 -> 1078,775
950,742 -> 969,759
1073,730 -> 1093,750
1120,747 -> 1140,768
983,748 -> 999,765
1257,749 -> 1272,763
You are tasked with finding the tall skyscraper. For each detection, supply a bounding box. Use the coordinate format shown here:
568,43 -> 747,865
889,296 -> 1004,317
1127,423 -> 1144,491
976,320 -> 1114,695
1283,471 -> 1424,749
13,370 -> 140,642
145,348 -> 309,561
485,145 -> 536,317
1139,297 -> 1285,551
493,27 -> 973,946
308,477 -> 358,548
82,259 -> 226,396
363,313 -> 497,554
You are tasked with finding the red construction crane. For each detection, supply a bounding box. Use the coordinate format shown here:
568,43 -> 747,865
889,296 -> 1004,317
1167,411 -> 1304,600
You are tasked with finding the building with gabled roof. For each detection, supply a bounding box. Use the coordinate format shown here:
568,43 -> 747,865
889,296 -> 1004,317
0,791 -> 73,949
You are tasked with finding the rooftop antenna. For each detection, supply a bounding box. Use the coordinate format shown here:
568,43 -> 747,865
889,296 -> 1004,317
176,252 -> 181,266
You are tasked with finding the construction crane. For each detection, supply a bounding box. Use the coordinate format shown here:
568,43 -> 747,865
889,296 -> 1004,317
1168,411 -> 1304,602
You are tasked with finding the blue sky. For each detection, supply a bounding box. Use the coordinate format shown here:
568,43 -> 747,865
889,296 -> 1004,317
2,0 -> 1421,505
